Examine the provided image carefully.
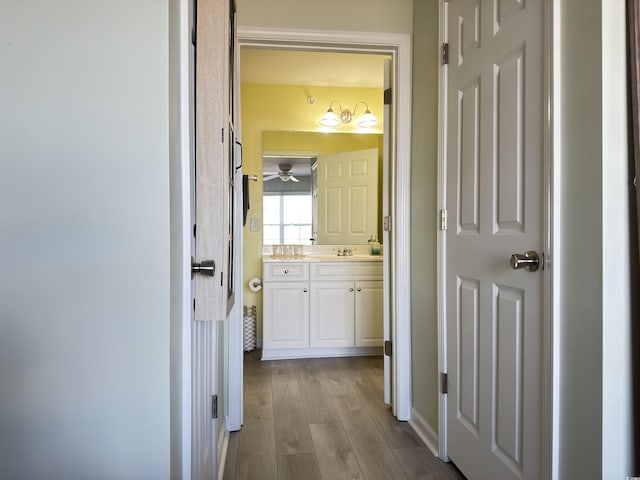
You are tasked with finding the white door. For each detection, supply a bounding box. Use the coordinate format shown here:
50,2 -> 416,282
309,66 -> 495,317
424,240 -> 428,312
189,1 -> 217,477
446,1 -> 544,479
191,0 -> 234,475
316,148 -> 379,245
382,59 -> 392,406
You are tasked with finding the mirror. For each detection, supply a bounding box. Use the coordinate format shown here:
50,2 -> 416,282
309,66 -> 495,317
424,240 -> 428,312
262,131 -> 383,245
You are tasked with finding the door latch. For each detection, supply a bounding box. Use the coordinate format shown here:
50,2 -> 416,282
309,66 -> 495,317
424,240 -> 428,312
191,257 -> 215,278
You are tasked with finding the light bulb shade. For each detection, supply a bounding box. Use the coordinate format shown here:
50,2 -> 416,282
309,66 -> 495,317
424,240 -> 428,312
356,111 -> 379,127
319,109 -> 340,127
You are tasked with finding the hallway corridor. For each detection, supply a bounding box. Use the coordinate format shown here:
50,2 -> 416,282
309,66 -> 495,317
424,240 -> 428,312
223,351 -> 465,479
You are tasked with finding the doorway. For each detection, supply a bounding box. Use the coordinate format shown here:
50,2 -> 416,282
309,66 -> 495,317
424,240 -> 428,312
229,27 -> 413,427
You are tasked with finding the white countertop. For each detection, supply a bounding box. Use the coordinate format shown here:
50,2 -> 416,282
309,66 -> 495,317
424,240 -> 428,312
263,254 -> 383,263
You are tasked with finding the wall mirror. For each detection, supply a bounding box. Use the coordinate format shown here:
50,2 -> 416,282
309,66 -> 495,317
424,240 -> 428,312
262,130 -> 383,246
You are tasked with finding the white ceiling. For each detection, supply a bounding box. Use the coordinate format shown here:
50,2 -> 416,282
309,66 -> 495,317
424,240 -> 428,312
240,48 -> 388,88
262,156 -> 313,176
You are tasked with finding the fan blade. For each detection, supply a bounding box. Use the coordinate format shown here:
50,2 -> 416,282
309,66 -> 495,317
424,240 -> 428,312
289,175 -> 300,183
263,174 -> 279,181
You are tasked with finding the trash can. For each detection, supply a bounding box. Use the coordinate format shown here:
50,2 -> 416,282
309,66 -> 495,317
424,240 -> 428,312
243,305 -> 257,352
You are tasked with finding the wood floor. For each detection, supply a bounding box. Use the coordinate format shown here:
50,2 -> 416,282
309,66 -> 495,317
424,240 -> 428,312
223,350 -> 466,480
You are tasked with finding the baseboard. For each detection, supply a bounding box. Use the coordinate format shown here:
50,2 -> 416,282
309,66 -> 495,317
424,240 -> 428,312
217,419 -> 230,480
261,346 -> 381,360
409,407 -> 439,457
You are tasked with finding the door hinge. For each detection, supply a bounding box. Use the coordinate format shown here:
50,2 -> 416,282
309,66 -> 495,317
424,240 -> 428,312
212,394 -> 218,419
440,209 -> 448,231
440,372 -> 448,394
193,223 -> 196,238
442,43 -> 449,65
384,340 -> 392,356
221,127 -> 224,143
384,88 -> 392,105
191,27 -> 196,47
383,215 -> 392,232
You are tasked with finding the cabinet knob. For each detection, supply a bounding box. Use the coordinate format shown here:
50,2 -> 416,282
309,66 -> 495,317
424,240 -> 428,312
349,287 -> 354,292
284,269 -> 289,274
357,287 -> 362,292
303,288 -> 308,293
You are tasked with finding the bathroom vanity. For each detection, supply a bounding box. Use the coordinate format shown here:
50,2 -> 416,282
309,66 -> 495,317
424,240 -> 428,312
261,254 -> 383,360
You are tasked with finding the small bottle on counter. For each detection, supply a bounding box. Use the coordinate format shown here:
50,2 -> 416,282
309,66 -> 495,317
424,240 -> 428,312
369,235 -> 381,255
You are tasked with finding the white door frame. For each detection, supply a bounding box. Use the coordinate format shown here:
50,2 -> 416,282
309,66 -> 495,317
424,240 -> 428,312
235,26 -> 413,421
436,0 -> 556,477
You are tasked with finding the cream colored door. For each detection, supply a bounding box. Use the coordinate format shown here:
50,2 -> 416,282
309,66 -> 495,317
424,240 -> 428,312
316,148 -> 379,245
446,1 -> 544,479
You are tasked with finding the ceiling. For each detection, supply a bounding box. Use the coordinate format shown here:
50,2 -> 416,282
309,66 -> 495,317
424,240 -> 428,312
262,156 -> 314,177
240,48 -> 388,88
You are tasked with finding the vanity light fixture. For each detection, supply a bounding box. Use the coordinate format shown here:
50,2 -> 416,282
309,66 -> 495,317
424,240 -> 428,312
319,100 -> 379,128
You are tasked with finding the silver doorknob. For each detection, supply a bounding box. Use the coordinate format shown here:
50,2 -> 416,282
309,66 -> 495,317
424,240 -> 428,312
191,257 -> 215,278
509,251 -> 540,272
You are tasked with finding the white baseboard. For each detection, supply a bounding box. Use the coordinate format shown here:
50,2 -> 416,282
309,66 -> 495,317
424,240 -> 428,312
217,419 -> 229,480
261,346 -> 381,361
409,407 -> 439,457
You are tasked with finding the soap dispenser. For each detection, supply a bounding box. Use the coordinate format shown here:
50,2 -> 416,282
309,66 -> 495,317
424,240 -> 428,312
369,235 -> 381,255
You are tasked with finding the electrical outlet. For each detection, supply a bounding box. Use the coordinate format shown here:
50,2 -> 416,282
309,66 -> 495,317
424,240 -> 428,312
250,217 -> 260,232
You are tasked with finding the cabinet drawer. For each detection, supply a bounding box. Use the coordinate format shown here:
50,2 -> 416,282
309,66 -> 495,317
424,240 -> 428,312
263,262 -> 309,281
310,262 -> 383,281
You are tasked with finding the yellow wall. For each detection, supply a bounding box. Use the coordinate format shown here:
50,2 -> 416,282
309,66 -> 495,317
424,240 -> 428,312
241,83 -> 383,339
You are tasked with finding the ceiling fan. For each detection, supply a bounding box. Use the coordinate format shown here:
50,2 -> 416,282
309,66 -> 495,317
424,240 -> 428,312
264,163 -> 300,183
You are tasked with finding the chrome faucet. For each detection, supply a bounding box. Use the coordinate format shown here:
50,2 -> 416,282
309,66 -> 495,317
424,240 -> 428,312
334,247 -> 355,256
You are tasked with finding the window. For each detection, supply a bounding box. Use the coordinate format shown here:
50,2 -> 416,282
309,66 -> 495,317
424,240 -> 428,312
263,194 -> 312,245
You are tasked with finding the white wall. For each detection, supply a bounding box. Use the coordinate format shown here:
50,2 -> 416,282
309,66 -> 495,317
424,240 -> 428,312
238,0 -> 412,33
410,0 -> 440,436
0,1 -> 172,478
601,0 -> 634,477
557,0 -> 603,476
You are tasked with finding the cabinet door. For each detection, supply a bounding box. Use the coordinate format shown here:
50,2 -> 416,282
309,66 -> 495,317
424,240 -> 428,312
355,280 -> 384,347
263,282 -> 309,349
310,281 -> 355,348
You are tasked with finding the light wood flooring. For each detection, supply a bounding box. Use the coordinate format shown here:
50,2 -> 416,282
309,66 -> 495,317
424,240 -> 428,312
223,350 -> 466,480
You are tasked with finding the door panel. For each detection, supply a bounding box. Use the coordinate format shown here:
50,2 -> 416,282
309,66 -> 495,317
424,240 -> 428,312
310,281 -> 355,348
457,277 -> 479,433
446,0 -> 543,479
494,284 -> 524,468
316,148 -> 379,244
263,282 -> 309,349
457,79 -> 480,233
354,280 -> 384,347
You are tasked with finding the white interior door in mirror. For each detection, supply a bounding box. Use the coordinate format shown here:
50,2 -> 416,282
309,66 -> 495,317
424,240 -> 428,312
316,148 -> 378,245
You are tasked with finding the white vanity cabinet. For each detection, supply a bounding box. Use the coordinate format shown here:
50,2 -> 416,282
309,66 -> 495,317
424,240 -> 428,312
262,258 -> 383,360
262,262 -> 309,350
